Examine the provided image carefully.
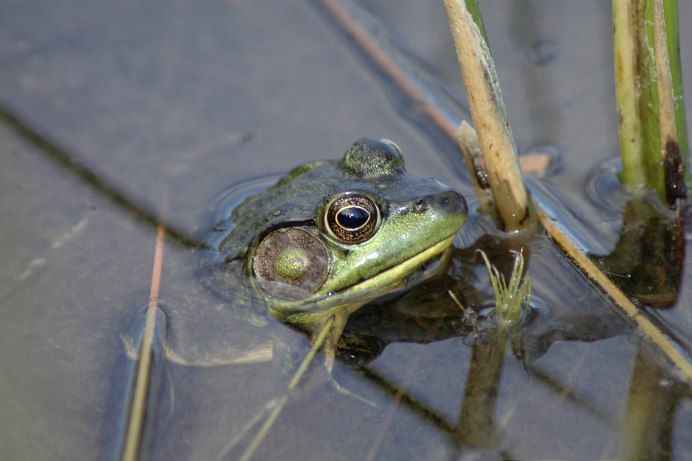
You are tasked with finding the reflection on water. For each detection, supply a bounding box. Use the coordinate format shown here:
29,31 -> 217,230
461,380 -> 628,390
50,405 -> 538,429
163,167 -> 687,460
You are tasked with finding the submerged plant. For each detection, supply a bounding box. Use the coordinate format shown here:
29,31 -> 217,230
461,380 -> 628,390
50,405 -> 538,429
479,249 -> 531,330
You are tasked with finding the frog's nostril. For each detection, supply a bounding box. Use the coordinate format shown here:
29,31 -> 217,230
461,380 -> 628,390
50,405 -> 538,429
439,190 -> 465,208
412,199 -> 427,213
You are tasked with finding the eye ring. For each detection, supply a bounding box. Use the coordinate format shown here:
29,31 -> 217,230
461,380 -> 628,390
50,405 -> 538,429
324,193 -> 381,244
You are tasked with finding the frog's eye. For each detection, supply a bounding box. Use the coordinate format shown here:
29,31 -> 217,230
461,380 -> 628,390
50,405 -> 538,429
325,193 -> 381,244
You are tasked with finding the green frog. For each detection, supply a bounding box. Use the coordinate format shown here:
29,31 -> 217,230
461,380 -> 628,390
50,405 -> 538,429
206,138 -> 467,363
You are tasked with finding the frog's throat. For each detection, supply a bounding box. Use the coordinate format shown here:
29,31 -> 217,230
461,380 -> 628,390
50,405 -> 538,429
269,234 -> 456,326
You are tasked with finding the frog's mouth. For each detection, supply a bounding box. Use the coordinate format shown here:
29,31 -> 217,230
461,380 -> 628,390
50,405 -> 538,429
343,234 -> 455,297
274,234 -> 456,323
403,246 -> 449,285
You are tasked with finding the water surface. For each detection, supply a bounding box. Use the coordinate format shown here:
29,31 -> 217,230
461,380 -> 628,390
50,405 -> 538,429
1,1 -> 691,460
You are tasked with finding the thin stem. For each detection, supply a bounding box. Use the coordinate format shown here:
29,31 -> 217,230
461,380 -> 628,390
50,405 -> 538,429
613,0 -> 646,187
662,0 -> 688,161
238,316 -> 335,461
652,0 -> 687,203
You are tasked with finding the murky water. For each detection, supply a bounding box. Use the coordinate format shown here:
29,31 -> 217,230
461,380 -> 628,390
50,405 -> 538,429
1,0 -> 691,460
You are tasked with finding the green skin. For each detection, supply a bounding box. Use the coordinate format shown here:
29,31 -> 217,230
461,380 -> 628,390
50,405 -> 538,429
214,138 -> 467,356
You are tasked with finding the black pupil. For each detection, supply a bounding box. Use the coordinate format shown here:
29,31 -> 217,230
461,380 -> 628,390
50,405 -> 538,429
337,207 -> 369,229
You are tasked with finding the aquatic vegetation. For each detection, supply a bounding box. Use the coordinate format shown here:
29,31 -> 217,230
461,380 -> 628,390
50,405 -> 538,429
613,0 -> 688,203
479,248 -> 531,331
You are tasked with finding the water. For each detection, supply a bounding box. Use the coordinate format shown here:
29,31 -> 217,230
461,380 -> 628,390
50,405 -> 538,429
1,0 -> 691,459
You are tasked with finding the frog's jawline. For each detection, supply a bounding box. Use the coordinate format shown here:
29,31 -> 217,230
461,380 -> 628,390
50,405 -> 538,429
275,234 -> 456,323
339,234 -> 455,296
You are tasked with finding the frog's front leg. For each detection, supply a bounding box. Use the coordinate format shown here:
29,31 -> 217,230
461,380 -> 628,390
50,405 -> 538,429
317,311 -> 349,373
306,311 -> 376,406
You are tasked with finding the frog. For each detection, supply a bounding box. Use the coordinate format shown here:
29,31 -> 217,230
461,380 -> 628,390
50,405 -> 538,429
204,138 -> 468,365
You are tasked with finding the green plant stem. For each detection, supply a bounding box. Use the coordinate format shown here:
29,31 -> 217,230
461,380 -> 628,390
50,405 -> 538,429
662,0 -> 688,161
613,0 -> 646,187
638,0 -> 664,197
652,0 -> 688,203
614,0 -> 688,203
463,0 -> 488,42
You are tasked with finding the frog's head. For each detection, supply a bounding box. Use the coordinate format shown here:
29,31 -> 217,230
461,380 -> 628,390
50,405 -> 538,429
219,138 -> 467,327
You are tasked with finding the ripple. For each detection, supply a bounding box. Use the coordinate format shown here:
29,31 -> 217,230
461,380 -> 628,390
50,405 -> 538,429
585,156 -> 628,217
204,173 -> 284,249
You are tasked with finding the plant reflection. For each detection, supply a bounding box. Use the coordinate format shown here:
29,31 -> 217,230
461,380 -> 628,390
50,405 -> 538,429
591,195 -> 685,308
328,227 -> 689,459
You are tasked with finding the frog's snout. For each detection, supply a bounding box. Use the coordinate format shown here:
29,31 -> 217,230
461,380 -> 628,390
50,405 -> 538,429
438,189 -> 468,217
